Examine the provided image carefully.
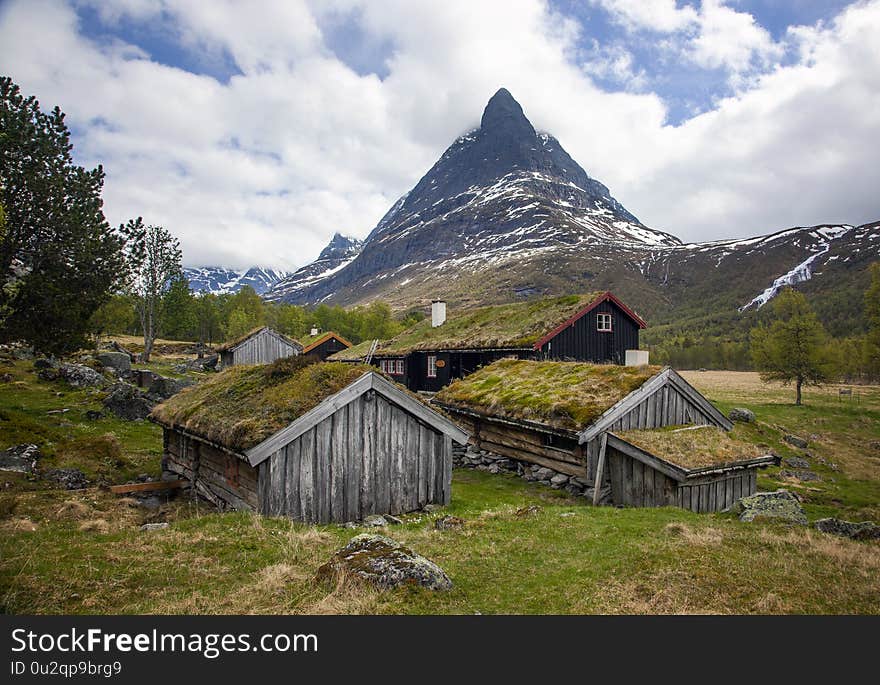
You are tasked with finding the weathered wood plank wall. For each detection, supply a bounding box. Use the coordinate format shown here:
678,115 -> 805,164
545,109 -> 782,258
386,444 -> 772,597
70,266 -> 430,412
228,329 -> 298,366
257,392 -> 451,523
607,447 -> 757,512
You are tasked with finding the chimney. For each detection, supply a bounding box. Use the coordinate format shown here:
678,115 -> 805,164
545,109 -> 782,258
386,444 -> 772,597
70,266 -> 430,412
431,300 -> 447,328
625,350 -> 649,366
310,326 -> 319,336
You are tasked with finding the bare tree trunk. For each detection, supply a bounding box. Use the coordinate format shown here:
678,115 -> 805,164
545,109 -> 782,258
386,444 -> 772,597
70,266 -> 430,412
796,377 -> 802,405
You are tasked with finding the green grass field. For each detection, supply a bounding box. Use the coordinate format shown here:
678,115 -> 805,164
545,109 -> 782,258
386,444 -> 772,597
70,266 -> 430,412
1,360 -> 878,615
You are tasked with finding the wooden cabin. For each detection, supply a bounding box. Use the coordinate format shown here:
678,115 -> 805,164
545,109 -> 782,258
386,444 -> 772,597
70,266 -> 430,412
151,361 -> 467,523
299,331 -> 353,361
217,327 -> 302,367
434,360 -> 776,512
330,292 -> 647,392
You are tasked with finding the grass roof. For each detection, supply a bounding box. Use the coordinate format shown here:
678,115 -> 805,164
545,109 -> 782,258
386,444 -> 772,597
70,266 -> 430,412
151,358 -> 375,452
616,425 -> 772,471
434,359 -> 662,432
327,339 -> 375,362
374,293 -> 605,355
299,331 -> 352,352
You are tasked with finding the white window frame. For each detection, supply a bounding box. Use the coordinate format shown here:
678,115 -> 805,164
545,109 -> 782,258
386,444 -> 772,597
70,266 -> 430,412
597,313 -> 613,332
427,355 -> 437,378
395,359 -> 405,375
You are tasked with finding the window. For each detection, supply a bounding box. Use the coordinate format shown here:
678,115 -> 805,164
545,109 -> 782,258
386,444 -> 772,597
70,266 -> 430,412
381,359 -> 404,376
427,355 -> 437,378
597,313 -> 612,332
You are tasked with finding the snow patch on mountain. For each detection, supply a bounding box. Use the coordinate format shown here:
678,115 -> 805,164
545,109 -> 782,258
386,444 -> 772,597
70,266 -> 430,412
184,266 -> 291,295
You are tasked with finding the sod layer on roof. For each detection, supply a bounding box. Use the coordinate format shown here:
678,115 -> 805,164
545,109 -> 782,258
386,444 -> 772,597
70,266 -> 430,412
434,358 -> 661,431
374,293 -> 605,355
151,358 -> 374,452
616,425 -> 771,470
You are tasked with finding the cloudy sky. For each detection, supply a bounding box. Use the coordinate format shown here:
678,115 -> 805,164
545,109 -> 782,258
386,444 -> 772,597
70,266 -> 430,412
1,0 -> 878,270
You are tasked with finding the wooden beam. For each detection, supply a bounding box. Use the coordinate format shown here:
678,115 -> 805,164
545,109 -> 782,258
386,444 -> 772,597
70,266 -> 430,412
109,480 -> 187,494
593,433 -> 608,506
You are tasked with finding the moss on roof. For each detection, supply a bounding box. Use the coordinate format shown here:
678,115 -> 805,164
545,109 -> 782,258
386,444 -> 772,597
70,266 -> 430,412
151,357 -> 375,452
299,331 -> 352,353
434,359 -> 662,432
616,425 -> 772,471
374,293 -> 605,355
327,339 -> 375,361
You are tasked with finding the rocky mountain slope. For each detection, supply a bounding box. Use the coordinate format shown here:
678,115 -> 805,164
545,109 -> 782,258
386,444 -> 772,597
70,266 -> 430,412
264,89 -> 878,334
183,266 -> 290,295
265,233 -> 362,303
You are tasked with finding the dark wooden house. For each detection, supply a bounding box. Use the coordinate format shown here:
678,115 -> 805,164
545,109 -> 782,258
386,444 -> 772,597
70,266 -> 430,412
151,362 -> 467,523
299,331 -> 352,361
330,292 -> 647,392
434,360 -> 776,512
217,326 -> 302,367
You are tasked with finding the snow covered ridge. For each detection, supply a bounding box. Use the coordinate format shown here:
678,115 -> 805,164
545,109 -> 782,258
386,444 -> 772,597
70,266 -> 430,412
183,266 -> 291,295
736,225 -> 853,311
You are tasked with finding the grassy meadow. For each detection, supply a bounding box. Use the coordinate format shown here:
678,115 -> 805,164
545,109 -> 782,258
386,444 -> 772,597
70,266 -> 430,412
1,357 -> 879,615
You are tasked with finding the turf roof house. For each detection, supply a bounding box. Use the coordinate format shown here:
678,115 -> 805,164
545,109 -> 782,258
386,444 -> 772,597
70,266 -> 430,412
330,292 -> 646,392
217,326 -> 302,367
151,361 -> 467,523
434,360 -> 777,512
298,331 -> 353,361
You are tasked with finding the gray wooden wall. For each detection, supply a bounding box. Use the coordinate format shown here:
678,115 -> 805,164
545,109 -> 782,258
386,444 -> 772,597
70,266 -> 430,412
227,329 -> 298,366
163,430 -> 259,510
257,392 -> 452,523
584,382 -> 717,480
607,447 -> 757,512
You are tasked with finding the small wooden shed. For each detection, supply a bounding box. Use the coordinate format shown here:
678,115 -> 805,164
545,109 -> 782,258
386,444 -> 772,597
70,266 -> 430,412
151,360 -> 468,523
217,327 -> 302,367
434,359 -> 770,512
604,429 -> 778,512
299,331 -> 353,361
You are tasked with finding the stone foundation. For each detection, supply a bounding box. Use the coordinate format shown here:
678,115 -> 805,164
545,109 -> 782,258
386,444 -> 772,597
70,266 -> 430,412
452,443 -> 611,504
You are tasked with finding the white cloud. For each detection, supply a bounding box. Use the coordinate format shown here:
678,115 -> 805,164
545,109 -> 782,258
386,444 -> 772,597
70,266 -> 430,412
689,0 -> 784,74
0,0 -> 877,270
592,0 -> 699,33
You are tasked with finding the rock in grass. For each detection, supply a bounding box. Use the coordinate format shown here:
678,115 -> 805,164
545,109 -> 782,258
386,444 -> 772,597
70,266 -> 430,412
785,457 -> 811,469
140,522 -> 170,531
814,518 -> 880,541
733,489 -> 807,525
779,469 -> 820,482
363,514 -> 388,527
95,352 -> 131,376
514,504 -> 542,518
0,444 -> 41,473
317,534 -> 452,591
147,375 -> 193,400
728,408 -> 755,423
44,468 -> 89,490
783,434 -> 808,449
102,382 -> 154,420
57,363 -> 107,388
434,515 -> 465,530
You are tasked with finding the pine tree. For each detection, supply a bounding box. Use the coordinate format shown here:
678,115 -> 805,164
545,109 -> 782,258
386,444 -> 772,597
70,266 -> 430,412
0,77 -> 125,355
750,288 -> 830,405
865,262 -> 880,379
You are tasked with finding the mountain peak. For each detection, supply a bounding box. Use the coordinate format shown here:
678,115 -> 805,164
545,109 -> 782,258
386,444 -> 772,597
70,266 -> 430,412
480,87 -> 535,138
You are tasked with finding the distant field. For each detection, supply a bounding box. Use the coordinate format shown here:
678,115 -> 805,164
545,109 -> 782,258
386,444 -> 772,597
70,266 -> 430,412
1,362 -> 878,615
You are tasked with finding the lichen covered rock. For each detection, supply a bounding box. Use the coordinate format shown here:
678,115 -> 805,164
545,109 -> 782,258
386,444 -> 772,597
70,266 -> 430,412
814,518 -> 880,541
95,351 -> 131,375
733,489 -> 807,525
57,363 -> 107,388
317,534 -> 452,591
728,407 -> 755,423
102,382 -> 154,420
0,444 -> 41,473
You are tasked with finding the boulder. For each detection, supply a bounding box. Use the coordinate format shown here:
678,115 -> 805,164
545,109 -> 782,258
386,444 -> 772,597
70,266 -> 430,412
33,358 -> 57,370
728,408 -> 755,423
779,469 -> 820,482
147,375 -> 193,400
550,473 -> 569,487
814,518 -> 880,541
140,522 -> 170,532
784,457 -> 811,469
57,363 -> 107,388
102,382 -> 154,421
316,534 -> 452,591
44,468 -> 89,490
783,434 -> 808,449
533,467 -> 555,481
733,489 -> 807,525
95,351 -> 131,375
363,514 -> 388,527
0,444 -> 41,473
434,515 -> 465,531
